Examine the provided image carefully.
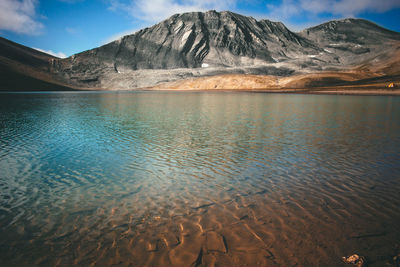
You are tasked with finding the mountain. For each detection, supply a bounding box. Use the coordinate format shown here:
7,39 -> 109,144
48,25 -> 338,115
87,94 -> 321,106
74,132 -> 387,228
2,11 -> 400,91
51,10 -> 319,88
56,11 -> 318,70
50,11 -> 399,90
0,37 -> 74,91
298,18 -> 400,66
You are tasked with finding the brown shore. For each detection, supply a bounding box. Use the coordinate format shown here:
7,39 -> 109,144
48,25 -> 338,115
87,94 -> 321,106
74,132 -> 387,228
146,88 -> 400,96
143,73 -> 400,96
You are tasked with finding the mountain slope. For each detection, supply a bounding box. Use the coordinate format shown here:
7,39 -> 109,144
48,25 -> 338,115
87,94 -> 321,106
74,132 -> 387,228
0,37 -> 74,91
299,18 -> 400,66
151,41 -> 400,92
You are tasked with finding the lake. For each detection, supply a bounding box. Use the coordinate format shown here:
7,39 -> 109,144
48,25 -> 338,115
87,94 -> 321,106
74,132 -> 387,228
0,92 -> 399,266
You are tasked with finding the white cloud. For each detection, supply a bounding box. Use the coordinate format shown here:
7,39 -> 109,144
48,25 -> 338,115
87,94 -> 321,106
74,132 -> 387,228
329,0 -> 400,16
266,0 -> 300,19
0,0 -> 43,35
109,0 -> 237,23
33,47 -> 67,58
267,0 -> 400,20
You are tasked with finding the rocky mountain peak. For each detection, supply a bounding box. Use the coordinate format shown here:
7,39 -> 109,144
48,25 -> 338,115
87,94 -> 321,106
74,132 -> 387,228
55,11 -> 317,74
301,18 -> 400,44
297,18 -> 400,65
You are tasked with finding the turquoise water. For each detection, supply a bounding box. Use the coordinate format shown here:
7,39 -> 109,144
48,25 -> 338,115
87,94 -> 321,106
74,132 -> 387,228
0,92 -> 400,266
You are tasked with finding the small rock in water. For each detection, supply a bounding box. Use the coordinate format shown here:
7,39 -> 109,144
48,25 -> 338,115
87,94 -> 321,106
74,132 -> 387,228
342,254 -> 366,266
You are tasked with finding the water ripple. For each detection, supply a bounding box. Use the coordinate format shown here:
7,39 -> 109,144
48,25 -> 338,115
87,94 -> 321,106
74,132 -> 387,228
0,92 -> 399,266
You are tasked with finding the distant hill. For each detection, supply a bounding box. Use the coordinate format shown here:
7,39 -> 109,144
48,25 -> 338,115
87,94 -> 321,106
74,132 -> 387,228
0,37 -> 74,91
1,11 -> 400,91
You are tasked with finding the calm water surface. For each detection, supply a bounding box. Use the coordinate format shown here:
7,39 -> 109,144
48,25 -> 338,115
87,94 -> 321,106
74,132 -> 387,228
0,92 -> 399,266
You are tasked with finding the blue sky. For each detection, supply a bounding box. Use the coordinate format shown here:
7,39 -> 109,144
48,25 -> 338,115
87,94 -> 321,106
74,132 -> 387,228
1,0 -> 399,58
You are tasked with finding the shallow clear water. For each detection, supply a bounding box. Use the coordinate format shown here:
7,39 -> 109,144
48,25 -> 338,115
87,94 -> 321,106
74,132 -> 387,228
0,92 -> 400,266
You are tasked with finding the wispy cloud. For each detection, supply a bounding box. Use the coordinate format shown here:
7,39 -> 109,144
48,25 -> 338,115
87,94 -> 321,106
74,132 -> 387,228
267,0 -> 400,20
33,47 -> 67,58
328,0 -> 400,16
108,0 -> 237,23
65,27 -> 80,34
57,0 -> 84,3
0,0 -> 44,35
